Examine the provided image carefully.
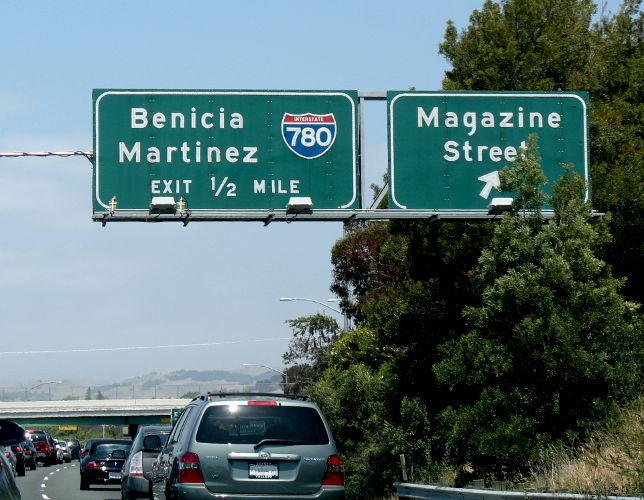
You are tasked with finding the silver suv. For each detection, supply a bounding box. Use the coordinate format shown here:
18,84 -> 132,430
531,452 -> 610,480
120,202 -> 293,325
150,393 -> 344,499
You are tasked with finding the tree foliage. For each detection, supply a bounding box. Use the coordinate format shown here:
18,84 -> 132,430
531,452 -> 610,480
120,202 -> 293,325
282,313 -> 340,365
283,0 -> 643,494
583,0 -> 643,302
439,0 -> 596,91
440,0 -> 643,302
433,137 -> 643,483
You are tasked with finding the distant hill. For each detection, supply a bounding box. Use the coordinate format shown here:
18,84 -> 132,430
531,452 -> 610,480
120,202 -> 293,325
91,369 -> 281,399
2,369 -> 282,401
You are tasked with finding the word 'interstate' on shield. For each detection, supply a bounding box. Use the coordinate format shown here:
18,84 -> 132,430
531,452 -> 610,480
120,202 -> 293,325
92,90 -> 360,216
387,91 -> 589,211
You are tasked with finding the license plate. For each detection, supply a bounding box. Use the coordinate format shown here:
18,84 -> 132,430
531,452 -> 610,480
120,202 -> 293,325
109,472 -> 121,480
249,462 -> 278,479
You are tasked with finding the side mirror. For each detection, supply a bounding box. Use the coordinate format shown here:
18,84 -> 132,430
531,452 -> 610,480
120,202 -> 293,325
0,420 -> 26,447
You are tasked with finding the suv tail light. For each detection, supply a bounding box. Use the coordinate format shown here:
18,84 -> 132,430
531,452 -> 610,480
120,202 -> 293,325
321,454 -> 344,486
128,451 -> 144,477
177,452 -> 204,484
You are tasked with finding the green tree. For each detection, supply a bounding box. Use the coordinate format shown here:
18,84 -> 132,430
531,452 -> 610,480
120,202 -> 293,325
306,1 -> 643,494
439,0 -> 644,303
282,313 -> 341,391
282,313 -> 340,365
582,0 -> 643,302
330,221 -> 395,323
433,137 -> 643,483
439,0 -> 596,91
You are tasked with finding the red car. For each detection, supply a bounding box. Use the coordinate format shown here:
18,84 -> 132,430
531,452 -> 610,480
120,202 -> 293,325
26,429 -> 57,466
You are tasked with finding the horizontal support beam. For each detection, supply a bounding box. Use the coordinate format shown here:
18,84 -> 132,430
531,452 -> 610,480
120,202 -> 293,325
94,209 -> 569,224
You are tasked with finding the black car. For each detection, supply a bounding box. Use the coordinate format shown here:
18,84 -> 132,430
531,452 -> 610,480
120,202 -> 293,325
20,439 -> 37,471
9,443 -> 25,476
79,438 -> 131,490
121,425 -> 171,499
0,420 -> 26,500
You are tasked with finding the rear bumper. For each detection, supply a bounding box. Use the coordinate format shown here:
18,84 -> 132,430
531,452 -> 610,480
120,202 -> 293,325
123,475 -> 150,496
165,484 -> 344,499
81,469 -> 122,485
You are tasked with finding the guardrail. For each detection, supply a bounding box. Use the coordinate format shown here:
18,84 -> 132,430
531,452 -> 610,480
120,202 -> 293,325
393,483 -> 641,500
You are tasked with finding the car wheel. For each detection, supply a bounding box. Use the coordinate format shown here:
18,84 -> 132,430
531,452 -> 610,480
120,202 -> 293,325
80,477 -> 89,490
17,465 -> 25,477
30,462 -> 37,470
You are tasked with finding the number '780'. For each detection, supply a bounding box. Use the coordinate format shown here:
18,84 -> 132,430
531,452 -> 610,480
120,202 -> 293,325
285,126 -> 334,147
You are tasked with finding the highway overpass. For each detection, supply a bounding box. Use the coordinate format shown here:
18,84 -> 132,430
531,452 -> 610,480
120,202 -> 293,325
0,398 -> 191,427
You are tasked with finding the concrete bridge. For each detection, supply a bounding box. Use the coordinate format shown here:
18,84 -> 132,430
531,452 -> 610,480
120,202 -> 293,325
0,398 -> 191,427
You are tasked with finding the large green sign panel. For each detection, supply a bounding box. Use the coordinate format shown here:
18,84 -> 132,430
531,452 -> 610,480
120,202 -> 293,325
93,90 -> 360,214
388,91 -> 589,211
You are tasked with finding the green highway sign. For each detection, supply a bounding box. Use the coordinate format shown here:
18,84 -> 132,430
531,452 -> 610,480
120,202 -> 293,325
387,91 -> 589,211
93,90 -> 360,215
171,407 -> 184,425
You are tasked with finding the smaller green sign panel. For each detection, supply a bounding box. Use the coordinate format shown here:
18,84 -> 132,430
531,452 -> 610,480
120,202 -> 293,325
93,90 -> 360,214
388,91 -> 589,211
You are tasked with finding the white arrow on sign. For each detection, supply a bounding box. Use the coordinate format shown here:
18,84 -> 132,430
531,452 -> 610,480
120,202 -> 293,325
477,171 -> 501,199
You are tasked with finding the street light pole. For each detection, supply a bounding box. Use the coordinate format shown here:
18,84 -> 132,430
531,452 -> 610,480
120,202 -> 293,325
279,297 -> 348,331
26,380 -> 63,401
242,363 -> 288,389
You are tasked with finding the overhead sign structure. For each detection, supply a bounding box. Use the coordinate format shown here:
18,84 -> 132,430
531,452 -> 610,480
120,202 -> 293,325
387,91 -> 589,211
93,90 -> 360,217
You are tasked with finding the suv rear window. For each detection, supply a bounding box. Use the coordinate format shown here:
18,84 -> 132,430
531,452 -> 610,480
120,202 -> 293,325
196,405 -> 329,446
29,432 -> 46,442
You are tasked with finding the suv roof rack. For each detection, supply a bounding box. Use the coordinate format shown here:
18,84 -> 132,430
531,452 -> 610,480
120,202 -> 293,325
194,392 -> 314,403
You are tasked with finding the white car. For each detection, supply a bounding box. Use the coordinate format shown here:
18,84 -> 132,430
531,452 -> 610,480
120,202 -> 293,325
53,440 -> 64,464
56,440 -> 71,463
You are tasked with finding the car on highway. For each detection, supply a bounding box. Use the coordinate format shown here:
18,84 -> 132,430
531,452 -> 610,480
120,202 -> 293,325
121,425 -> 171,499
150,392 -> 344,499
8,443 -> 26,476
0,419 -> 27,500
53,439 -> 64,464
67,439 -> 81,461
56,440 -> 71,463
79,438 -> 131,490
18,439 -> 37,472
26,429 -> 57,466
2,447 -> 17,477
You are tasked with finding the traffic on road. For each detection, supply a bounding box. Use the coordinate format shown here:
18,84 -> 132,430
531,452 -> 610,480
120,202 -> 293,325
1,393 -> 346,499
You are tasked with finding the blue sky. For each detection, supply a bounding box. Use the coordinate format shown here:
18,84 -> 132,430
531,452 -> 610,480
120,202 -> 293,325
0,0 -> 623,387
